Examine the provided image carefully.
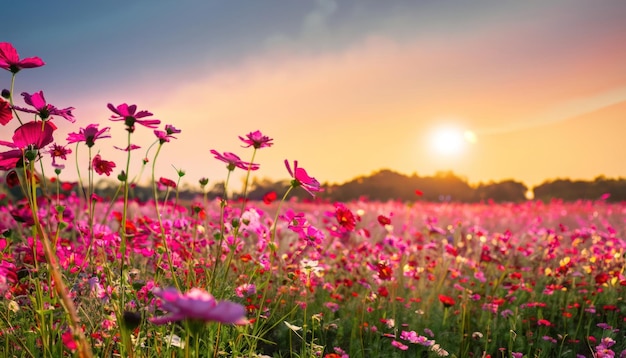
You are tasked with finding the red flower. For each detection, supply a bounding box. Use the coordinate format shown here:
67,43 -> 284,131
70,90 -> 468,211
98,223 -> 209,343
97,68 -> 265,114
537,319 -> 551,326
377,262 -> 393,280
438,294 -> 455,307
5,170 -> 20,188
92,154 -> 116,176
263,191 -> 277,204
0,97 -> 12,126
415,189 -> 423,196
159,177 -> 177,189
0,42 -> 45,73
595,272 -> 610,285
377,215 -> 391,226
335,203 -> 356,232
61,182 -> 77,191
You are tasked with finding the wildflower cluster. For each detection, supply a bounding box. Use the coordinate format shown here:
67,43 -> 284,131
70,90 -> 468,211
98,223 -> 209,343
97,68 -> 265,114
1,41 -> 625,358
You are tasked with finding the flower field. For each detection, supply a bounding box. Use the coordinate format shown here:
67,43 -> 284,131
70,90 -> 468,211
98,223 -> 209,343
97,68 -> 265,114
1,42 -> 626,358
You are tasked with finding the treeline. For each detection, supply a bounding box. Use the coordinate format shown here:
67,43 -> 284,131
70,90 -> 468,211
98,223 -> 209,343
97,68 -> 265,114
246,170 -> 626,203
4,170 -> 626,203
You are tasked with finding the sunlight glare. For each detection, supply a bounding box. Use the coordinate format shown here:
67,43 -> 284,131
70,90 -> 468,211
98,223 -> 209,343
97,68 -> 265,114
430,126 -> 465,156
464,130 -> 477,144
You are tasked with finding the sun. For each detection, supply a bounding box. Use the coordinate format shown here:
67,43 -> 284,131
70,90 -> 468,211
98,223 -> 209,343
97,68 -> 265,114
429,126 -> 476,156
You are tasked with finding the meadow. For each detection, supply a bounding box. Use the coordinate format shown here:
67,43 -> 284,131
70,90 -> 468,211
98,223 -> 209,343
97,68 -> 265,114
1,42 -> 625,358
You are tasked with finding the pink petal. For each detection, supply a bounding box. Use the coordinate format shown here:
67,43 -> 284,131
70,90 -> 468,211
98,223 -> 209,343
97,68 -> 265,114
18,57 -> 45,68
0,43 -> 19,63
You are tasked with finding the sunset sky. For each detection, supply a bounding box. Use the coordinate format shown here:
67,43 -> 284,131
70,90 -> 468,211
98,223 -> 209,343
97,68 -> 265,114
3,1 -> 626,191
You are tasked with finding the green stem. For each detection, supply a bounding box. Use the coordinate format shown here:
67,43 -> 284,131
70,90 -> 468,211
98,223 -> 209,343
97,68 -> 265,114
26,159 -> 93,357
151,142 -> 180,289
8,74 -> 23,125
210,170 -> 232,294
252,186 -> 293,337
118,131 -> 133,357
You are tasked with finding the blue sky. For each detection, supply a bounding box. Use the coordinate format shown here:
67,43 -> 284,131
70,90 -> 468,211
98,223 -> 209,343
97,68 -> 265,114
3,1 -> 626,188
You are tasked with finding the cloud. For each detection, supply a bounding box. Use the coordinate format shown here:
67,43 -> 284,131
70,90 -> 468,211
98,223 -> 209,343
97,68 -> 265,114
303,0 -> 338,36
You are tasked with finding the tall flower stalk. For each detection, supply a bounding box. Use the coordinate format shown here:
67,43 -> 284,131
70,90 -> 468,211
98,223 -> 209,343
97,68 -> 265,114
248,160 -> 321,353
106,102 -> 160,357
208,149 -> 259,293
150,124 -> 182,289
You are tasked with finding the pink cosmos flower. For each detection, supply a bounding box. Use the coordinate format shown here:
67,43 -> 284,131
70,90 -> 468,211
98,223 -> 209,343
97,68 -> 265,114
285,160 -> 322,197
47,143 -> 72,168
61,330 -> 78,352
239,130 -> 273,149
108,103 -> 160,132
391,340 -> 409,351
304,225 -> 325,247
14,91 -> 75,123
154,124 -> 181,144
283,210 -> 306,235
0,42 -> 45,73
92,154 -> 116,176
0,121 -> 55,170
210,150 -> 259,171
0,260 -> 18,296
235,283 -> 257,298
150,287 -> 248,325
114,144 -> 141,151
0,97 -> 12,126
66,123 -> 111,147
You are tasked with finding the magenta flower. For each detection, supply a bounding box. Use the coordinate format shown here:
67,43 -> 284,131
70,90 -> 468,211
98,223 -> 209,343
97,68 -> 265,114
154,124 -> 181,144
14,91 -> 75,123
47,143 -> 72,168
92,154 -> 116,176
0,42 -> 45,74
108,103 -> 160,133
66,123 -> 111,148
239,130 -> 273,149
0,97 -> 12,126
114,144 -> 141,151
0,121 -> 55,170
285,160 -> 322,197
210,150 -> 259,171
150,287 -> 248,325
391,340 -> 409,351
